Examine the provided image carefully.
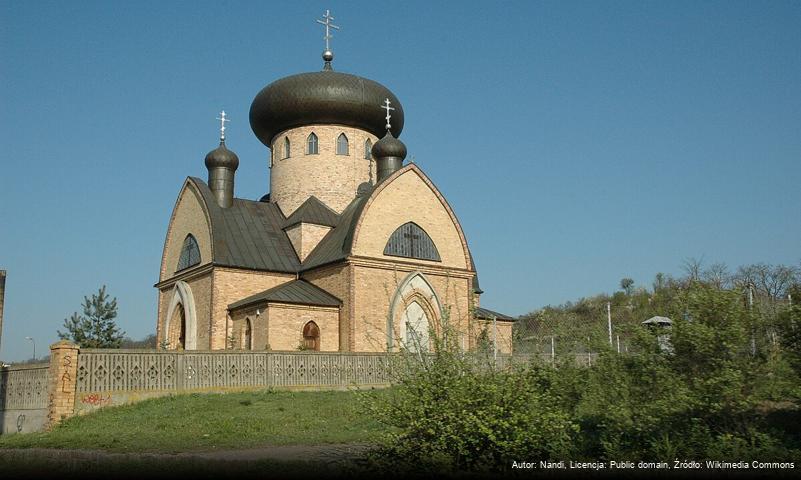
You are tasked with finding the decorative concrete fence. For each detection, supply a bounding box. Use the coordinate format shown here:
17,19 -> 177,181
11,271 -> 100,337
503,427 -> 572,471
0,341 -> 396,434
0,362 -> 50,434
0,341 -> 599,435
73,348 -> 392,415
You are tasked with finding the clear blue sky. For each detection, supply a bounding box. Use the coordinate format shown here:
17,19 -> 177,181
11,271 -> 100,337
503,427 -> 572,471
1,1 -> 799,361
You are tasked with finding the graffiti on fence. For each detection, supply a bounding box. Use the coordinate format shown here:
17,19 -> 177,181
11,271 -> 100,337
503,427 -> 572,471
80,393 -> 111,406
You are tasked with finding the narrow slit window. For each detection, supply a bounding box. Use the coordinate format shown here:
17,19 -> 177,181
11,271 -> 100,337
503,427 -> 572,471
283,137 -> 291,159
336,133 -> 349,155
307,132 -> 318,154
364,139 -> 372,159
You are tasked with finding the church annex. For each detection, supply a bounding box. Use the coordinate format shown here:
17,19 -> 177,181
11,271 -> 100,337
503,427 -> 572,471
155,14 -> 513,354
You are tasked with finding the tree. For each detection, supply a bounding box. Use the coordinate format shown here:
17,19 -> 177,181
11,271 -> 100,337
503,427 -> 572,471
620,278 -> 634,295
58,286 -> 125,348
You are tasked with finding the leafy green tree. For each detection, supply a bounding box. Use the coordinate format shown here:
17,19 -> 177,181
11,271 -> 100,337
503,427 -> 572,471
58,286 -> 124,348
620,277 -> 634,295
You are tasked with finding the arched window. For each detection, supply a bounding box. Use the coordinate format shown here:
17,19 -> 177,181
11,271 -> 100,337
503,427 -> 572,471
364,139 -> 372,159
307,133 -> 318,154
177,234 -> 201,271
383,222 -> 441,262
244,318 -> 252,350
302,321 -> 320,351
283,137 -> 291,159
336,133 -> 349,155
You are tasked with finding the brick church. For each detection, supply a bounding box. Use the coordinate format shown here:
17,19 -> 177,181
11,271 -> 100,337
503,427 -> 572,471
154,15 -> 513,353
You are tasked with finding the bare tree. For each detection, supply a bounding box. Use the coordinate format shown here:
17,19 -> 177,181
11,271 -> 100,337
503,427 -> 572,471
703,262 -> 731,289
682,257 -> 704,282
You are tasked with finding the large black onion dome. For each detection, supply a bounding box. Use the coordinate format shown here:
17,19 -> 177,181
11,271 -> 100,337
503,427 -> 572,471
372,131 -> 407,159
249,70 -> 404,147
204,142 -> 239,170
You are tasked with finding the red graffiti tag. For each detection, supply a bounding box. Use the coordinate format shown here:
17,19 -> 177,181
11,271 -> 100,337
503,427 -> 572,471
81,393 -> 111,406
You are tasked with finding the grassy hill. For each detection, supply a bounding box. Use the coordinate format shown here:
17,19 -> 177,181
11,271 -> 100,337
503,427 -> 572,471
0,389 -> 388,453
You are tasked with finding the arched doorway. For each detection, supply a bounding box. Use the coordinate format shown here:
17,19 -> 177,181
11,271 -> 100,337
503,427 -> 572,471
302,321 -> 320,351
169,304 -> 186,350
387,272 -> 443,352
163,280 -> 198,350
244,318 -> 252,351
403,301 -> 429,353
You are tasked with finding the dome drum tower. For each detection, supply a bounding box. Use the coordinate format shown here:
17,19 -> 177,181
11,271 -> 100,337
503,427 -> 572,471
249,59 -> 404,216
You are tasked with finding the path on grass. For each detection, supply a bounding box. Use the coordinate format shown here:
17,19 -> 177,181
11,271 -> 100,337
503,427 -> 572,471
2,443 -> 374,465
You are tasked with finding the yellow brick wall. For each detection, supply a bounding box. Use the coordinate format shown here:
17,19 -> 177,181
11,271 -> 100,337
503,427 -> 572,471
285,223 -> 332,262
230,302 -> 340,352
269,125 -> 378,215
470,319 -> 514,354
302,264 -> 351,351
350,263 -> 472,352
353,167 -> 469,270
159,181 -> 212,281
157,272 -> 213,349
210,268 -> 295,349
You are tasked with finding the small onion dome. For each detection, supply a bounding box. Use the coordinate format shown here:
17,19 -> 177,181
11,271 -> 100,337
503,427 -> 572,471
371,131 -> 407,160
204,141 -> 240,170
249,70 -> 404,147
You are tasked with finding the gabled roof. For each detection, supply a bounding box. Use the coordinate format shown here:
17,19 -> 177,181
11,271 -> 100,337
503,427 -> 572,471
475,306 -> 515,322
228,280 -> 341,310
188,177 -> 300,273
282,195 -> 340,229
300,191 -> 371,271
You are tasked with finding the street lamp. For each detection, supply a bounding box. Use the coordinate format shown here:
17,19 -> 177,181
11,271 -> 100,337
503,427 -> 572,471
25,336 -> 35,361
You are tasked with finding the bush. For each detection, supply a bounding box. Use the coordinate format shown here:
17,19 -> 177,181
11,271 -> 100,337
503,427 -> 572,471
367,284 -> 800,473
367,338 -> 576,471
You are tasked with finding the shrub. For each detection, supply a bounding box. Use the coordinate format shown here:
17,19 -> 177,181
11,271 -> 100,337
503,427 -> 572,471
367,335 -> 576,471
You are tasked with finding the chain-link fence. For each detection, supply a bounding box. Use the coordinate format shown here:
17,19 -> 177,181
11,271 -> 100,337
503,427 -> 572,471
511,292 -> 796,365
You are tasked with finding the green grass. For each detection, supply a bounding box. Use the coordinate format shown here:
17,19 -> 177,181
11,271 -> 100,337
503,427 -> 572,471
0,388 -> 390,453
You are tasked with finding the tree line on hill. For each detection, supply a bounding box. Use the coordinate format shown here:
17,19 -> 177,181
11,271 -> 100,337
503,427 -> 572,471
513,259 -> 801,358
367,258 -> 801,473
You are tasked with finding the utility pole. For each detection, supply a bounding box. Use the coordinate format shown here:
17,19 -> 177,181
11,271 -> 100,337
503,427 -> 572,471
607,302 -> 613,346
0,270 -> 5,360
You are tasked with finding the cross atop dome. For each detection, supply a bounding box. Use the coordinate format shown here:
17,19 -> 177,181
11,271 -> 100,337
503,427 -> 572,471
316,9 -> 339,70
382,98 -> 395,130
216,110 -> 229,142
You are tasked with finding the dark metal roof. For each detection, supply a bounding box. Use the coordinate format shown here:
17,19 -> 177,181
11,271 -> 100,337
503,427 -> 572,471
228,279 -> 341,310
204,141 -> 239,170
188,178 -> 300,273
300,193 -> 370,271
475,306 -> 515,322
282,196 -> 340,229
372,131 -> 407,159
249,70 -> 404,146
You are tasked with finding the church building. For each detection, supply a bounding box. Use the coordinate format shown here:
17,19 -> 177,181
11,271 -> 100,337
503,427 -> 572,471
154,13 -> 514,354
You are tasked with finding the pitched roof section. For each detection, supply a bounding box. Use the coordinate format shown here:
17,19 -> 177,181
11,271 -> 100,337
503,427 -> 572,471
188,177 -> 301,273
228,280 -> 341,310
282,196 -> 340,229
475,306 -> 515,322
300,192 -> 371,271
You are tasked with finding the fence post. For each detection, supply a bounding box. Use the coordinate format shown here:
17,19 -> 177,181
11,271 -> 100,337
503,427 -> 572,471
46,340 -> 79,429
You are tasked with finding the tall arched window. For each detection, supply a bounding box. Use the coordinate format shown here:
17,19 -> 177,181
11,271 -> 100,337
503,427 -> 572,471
364,139 -> 372,159
383,222 -> 441,262
336,133 -> 349,155
244,318 -> 252,350
302,321 -> 320,351
283,137 -> 291,159
177,234 -> 201,271
307,133 -> 319,154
